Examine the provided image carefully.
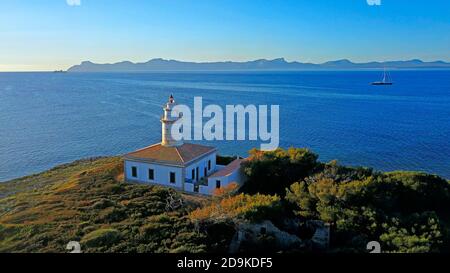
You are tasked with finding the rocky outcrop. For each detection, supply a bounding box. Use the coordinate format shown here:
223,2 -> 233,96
229,220 -> 303,253
229,219 -> 330,253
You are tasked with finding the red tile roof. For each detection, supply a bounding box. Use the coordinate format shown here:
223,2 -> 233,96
124,143 -> 216,165
209,158 -> 243,178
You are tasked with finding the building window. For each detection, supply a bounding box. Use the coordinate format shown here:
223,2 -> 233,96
148,169 -> 154,180
216,180 -> 221,189
260,227 -> 267,235
131,166 -> 137,178
191,169 -> 195,180
196,167 -> 199,181
170,172 -> 176,184
204,167 -> 207,177
208,160 -> 211,170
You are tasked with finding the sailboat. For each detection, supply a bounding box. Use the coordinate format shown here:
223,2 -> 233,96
371,68 -> 393,85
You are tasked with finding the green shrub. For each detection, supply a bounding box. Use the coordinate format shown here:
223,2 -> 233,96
81,228 -> 122,248
240,147 -> 319,195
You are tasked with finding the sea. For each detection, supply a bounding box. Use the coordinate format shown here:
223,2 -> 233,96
1,70 -> 449,182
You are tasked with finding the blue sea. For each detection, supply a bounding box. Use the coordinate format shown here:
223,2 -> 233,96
1,70 -> 449,182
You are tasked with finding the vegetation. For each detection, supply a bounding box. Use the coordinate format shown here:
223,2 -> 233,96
240,147 -> 319,195
0,157 -> 207,253
0,148 -> 449,253
189,193 -> 281,223
284,161 -> 450,252
216,155 -> 239,166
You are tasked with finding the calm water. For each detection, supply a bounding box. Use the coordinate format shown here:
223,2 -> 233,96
1,71 -> 449,181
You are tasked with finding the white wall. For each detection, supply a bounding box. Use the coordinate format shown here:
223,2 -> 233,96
185,183 -> 194,193
207,166 -> 244,193
124,160 -> 183,190
185,152 -> 216,182
124,152 -> 244,196
199,185 -> 211,195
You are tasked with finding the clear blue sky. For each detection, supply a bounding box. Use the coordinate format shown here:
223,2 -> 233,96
1,0 -> 449,71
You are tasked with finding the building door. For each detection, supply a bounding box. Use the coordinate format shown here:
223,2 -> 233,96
196,167 -> 199,181
216,180 -> 221,189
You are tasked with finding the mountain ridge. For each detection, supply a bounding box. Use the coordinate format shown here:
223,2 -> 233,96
67,58 -> 450,72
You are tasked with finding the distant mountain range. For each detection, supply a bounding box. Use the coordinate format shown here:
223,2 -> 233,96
67,58 -> 450,72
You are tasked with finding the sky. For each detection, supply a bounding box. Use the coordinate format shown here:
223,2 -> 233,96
0,0 -> 449,71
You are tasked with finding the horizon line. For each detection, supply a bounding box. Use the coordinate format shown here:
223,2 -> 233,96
2,57 -> 450,73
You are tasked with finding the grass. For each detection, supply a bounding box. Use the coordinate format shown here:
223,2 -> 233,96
0,157 -> 208,253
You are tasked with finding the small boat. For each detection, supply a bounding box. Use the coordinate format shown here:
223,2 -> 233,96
53,70 -> 66,73
371,68 -> 393,85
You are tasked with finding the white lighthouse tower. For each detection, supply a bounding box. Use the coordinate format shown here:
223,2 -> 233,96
124,95 -> 245,196
161,94 -> 183,147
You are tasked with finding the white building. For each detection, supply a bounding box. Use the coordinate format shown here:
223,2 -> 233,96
124,95 -> 245,195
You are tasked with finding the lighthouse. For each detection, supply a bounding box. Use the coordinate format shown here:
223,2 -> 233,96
123,95 -> 245,196
161,95 -> 183,147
